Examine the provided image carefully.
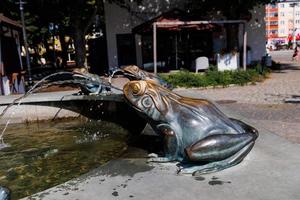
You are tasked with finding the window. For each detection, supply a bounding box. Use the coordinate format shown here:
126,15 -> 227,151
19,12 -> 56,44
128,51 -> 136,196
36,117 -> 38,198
296,11 -> 300,16
289,3 -> 299,8
280,12 -> 285,17
267,3 -> 277,9
270,21 -> 278,25
280,20 -> 285,25
280,3 -> 284,8
296,20 -> 300,24
280,29 -> 285,34
270,30 -> 278,34
267,12 -> 278,17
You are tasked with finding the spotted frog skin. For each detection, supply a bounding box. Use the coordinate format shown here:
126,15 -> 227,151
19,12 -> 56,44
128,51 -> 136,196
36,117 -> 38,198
123,80 -> 258,174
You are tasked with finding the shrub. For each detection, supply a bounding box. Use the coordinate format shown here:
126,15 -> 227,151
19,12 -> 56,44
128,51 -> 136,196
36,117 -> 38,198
159,65 -> 270,88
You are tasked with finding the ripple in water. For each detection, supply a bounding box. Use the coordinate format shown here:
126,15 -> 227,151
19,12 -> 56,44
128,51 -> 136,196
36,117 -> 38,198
0,118 -> 129,199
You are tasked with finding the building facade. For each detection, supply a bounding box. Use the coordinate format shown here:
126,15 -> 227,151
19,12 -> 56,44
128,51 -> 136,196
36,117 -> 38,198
265,3 -> 279,42
266,0 -> 300,46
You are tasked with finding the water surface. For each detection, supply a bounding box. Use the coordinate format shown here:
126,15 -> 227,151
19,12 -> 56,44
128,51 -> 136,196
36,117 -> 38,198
0,118 -> 129,199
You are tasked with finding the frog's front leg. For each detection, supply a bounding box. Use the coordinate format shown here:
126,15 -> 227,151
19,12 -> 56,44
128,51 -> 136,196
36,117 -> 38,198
180,128 -> 258,175
148,133 -> 180,163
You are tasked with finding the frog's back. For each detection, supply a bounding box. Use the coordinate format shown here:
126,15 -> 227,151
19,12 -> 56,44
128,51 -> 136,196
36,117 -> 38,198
169,96 -> 244,147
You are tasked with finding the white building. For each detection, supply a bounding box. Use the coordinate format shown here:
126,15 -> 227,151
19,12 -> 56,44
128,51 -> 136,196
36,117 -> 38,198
278,1 -> 300,39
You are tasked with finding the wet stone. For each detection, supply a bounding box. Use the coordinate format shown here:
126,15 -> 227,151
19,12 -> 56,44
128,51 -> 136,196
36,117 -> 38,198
112,191 -> 119,196
208,180 -> 231,186
194,176 -> 205,181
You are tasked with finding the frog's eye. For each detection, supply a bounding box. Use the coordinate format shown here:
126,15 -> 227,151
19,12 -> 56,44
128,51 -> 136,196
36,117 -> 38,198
130,81 -> 146,96
141,96 -> 152,108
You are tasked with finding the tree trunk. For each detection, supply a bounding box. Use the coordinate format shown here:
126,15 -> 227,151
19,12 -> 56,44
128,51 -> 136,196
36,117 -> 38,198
73,27 -> 86,68
59,31 -> 68,68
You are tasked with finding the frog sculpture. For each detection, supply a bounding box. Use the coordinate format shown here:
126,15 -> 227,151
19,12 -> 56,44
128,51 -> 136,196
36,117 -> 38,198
72,68 -> 111,95
121,65 -> 172,89
72,65 -> 171,95
123,80 -> 258,174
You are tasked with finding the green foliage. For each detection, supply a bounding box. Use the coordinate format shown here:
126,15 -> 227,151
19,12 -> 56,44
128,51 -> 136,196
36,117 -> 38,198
186,0 -> 272,19
159,65 -> 270,88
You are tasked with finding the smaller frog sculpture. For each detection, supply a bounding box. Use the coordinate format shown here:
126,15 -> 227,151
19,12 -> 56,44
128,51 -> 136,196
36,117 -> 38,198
121,65 -> 173,89
123,80 -> 258,175
72,68 -> 111,95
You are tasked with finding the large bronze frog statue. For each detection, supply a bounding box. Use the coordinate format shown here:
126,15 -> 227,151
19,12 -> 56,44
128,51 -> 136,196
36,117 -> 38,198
123,80 -> 258,174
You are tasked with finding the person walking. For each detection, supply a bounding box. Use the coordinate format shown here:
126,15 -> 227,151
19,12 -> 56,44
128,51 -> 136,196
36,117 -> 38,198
292,46 -> 299,61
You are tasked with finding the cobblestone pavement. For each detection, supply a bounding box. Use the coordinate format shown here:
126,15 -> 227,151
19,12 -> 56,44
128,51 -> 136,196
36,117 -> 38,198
176,65 -> 300,105
221,103 -> 300,143
175,54 -> 300,143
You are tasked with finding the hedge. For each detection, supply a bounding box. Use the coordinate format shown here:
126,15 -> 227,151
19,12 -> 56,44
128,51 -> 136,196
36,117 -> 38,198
159,65 -> 270,88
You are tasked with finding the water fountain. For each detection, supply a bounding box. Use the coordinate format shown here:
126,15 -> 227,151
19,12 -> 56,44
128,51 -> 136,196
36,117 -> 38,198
0,65 -> 258,198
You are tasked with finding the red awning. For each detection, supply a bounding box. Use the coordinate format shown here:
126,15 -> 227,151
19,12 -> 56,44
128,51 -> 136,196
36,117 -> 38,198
133,9 -> 219,34
155,18 -> 216,31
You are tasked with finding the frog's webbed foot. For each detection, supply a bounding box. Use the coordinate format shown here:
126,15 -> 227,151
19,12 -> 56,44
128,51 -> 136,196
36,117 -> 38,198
178,142 -> 255,175
147,153 -> 176,163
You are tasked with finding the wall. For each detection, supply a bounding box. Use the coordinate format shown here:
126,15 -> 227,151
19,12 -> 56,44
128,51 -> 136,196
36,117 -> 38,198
243,5 -> 266,62
278,2 -> 300,38
104,0 -> 183,68
104,3 -> 135,68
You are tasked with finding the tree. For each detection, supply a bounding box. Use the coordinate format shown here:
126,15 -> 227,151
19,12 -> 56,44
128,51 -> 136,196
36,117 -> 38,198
1,0 -> 142,68
1,0 -> 105,68
29,0 -> 105,68
186,0 -> 272,50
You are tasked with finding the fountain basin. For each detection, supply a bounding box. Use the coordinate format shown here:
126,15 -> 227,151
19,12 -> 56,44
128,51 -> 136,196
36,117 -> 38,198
0,91 -> 147,135
0,90 -> 149,199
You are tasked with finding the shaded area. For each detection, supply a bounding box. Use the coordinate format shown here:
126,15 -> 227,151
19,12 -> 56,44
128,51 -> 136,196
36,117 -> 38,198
10,94 -> 147,135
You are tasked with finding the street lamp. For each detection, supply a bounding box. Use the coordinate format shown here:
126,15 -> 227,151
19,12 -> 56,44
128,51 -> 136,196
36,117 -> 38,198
17,0 -> 33,87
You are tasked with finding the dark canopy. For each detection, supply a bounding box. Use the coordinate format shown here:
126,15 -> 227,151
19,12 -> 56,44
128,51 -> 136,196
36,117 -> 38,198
133,9 -> 220,34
